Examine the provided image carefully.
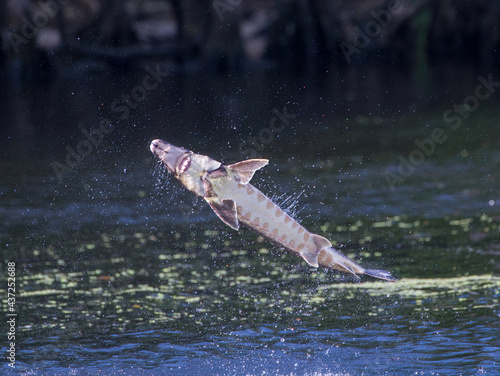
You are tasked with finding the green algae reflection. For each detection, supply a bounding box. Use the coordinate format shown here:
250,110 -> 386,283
5,214 -> 499,340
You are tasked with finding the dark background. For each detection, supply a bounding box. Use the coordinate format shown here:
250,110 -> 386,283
1,1 -> 499,375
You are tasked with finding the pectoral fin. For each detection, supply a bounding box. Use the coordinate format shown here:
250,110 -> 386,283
205,198 -> 239,230
227,159 -> 269,184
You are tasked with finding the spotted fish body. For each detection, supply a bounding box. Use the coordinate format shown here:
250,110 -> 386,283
150,139 -> 395,281
212,178 -> 328,268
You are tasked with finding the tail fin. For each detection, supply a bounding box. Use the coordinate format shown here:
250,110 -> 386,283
316,244 -> 397,282
363,269 -> 397,282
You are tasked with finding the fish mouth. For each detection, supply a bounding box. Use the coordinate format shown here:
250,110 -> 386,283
150,139 -> 190,175
177,155 -> 191,175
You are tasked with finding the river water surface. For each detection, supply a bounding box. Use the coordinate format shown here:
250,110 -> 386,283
1,66 -> 499,375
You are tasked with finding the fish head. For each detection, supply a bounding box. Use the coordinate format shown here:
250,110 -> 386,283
150,139 -> 190,175
150,139 -> 221,196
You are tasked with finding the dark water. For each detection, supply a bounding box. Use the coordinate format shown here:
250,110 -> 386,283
1,66 -> 499,375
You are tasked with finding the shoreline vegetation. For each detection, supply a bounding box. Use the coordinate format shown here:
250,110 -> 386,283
1,0 -> 499,81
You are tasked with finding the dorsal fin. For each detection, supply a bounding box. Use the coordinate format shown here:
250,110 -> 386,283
312,234 -> 332,250
226,159 -> 268,184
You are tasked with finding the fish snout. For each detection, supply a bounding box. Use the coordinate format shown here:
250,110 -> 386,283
150,139 -> 190,175
150,139 -> 161,154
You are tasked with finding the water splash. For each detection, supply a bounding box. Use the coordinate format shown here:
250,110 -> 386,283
152,157 -> 169,193
270,190 -> 306,222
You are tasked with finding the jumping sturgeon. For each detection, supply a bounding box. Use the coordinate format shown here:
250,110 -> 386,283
150,139 -> 395,281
